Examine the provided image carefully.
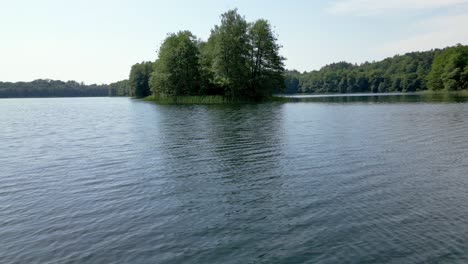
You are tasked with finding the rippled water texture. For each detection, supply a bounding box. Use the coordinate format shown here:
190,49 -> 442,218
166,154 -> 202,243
1,96 -> 468,263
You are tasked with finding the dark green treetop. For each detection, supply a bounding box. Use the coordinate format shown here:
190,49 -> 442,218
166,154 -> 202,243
150,31 -> 202,97
129,61 -> 153,98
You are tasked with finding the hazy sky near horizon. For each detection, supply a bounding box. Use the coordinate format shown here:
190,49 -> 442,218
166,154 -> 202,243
1,0 -> 468,84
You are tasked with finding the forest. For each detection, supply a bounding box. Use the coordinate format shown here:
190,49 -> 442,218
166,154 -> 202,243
284,44 -> 468,94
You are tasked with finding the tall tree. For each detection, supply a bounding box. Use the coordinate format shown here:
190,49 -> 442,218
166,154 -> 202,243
129,62 -> 153,98
150,31 -> 202,97
248,19 -> 285,98
211,9 -> 250,98
198,34 -> 223,95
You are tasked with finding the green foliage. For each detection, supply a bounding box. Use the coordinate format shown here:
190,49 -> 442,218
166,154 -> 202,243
427,44 -> 468,91
286,51 -> 438,94
149,9 -> 285,101
150,31 -> 202,97
145,95 -> 229,104
285,45 -> 468,94
210,9 -> 251,98
198,34 -> 223,95
108,80 -> 130,96
145,95 -> 264,104
248,19 -> 285,99
129,61 -> 153,98
284,70 -> 301,94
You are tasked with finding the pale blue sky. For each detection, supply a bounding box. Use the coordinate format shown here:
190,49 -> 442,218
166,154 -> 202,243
1,0 -> 468,84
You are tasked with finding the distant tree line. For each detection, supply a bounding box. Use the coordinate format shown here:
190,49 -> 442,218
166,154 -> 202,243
285,44 -> 468,94
0,79 -> 110,98
108,80 -> 131,96
128,9 -> 285,101
0,79 -> 130,98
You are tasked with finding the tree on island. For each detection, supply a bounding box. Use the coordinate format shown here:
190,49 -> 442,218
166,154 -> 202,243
248,19 -> 286,99
149,9 -> 285,101
150,31 -> 202,97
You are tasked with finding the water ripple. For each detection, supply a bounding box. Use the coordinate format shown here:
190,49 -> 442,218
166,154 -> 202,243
1,98 -> 468,263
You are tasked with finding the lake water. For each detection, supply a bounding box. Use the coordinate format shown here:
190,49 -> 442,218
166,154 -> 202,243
1,94 -> 468,263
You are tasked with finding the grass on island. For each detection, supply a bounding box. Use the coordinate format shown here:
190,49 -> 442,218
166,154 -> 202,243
418,89 -> 468,96
144,95 -> 266,105
142,90 -> 468,105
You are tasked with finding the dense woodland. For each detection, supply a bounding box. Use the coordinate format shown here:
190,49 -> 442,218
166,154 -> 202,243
285,44 -> 468,94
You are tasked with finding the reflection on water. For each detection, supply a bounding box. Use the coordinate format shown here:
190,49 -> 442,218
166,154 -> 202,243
283,92 -> 468,103
1,97 -> 468,263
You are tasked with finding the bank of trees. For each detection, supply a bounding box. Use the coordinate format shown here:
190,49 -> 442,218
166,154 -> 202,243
0,80 -> 109,98
0,79 -> 131,98
427,44 -> 468,90
285,44 -> 468,94
129,62 -> 153,98
129,9 -> 285,100
108,80 -> 131,96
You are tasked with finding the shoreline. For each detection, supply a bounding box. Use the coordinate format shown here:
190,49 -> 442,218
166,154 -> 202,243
1,90 -> 467,101
142,90 -> 468,105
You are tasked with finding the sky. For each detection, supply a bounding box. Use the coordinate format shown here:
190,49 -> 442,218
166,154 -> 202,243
1,0 -> 468,84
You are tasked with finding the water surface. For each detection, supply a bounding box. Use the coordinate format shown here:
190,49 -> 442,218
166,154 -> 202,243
1,95 -> 468,263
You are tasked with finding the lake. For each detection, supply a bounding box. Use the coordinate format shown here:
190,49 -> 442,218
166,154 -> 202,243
1,94 -> 468,263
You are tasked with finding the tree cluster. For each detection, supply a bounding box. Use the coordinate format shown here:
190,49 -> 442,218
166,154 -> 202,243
427,44 -> 468,90
129,62 -> 153,98
285,44 -> 468,94
108,80 -> 131,96
129,9 -> 285,100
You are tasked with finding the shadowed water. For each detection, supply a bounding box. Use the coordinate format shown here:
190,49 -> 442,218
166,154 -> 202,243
1,95 -> 468,263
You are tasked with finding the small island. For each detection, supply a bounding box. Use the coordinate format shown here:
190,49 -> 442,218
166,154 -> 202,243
128,9 -> 285,103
